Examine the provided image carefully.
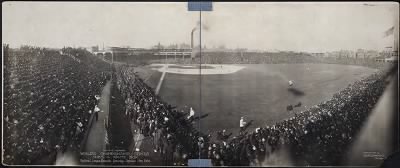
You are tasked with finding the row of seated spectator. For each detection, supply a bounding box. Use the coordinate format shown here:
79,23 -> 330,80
113,63 -> 394,166
3,45 -> 111,165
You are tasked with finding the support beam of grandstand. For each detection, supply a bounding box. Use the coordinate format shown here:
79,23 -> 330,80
346,69 -> 397,165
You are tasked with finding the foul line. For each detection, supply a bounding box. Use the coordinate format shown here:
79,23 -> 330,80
155,65 -> 167,95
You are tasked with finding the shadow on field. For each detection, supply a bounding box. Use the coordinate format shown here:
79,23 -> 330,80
287,88 -> 306,97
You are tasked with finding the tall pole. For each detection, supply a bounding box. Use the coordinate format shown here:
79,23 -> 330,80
111,52 -> 113,80
191,27 -> 197,64
191,28 -> 196,49
198,9 -> 202,159
187,1 -> 212,162
394,5 -> 399,56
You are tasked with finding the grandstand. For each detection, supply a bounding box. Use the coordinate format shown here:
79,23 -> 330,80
3,45 -> 111,165
110,49 -> 391,69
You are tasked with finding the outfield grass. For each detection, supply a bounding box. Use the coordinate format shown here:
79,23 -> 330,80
141,64 -> 377,135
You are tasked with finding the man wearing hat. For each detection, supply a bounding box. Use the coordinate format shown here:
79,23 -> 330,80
94,105 -> 100,121
240,117 -> 246,133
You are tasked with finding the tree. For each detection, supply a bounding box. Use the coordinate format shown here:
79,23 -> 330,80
179,43 -> 191,49
152,42 -> 165,50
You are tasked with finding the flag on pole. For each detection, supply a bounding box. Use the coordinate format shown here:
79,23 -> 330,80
384,26 -> 394,37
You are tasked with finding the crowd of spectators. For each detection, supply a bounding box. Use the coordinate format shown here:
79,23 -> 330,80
219,67 -> 392,166
114,63 -> 394,166
114,65 -> 215,165
3,43 -> 394,166
3,45 -> 111,165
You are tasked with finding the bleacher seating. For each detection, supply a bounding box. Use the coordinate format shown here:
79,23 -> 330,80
3,45 -> 111,165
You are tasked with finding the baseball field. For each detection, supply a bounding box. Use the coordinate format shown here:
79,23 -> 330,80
139,63 -> 377,135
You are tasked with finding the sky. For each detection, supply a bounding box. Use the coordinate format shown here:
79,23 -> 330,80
2,2 -> 399,52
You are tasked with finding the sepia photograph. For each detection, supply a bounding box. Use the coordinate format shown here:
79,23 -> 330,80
2,1 -> 399,167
